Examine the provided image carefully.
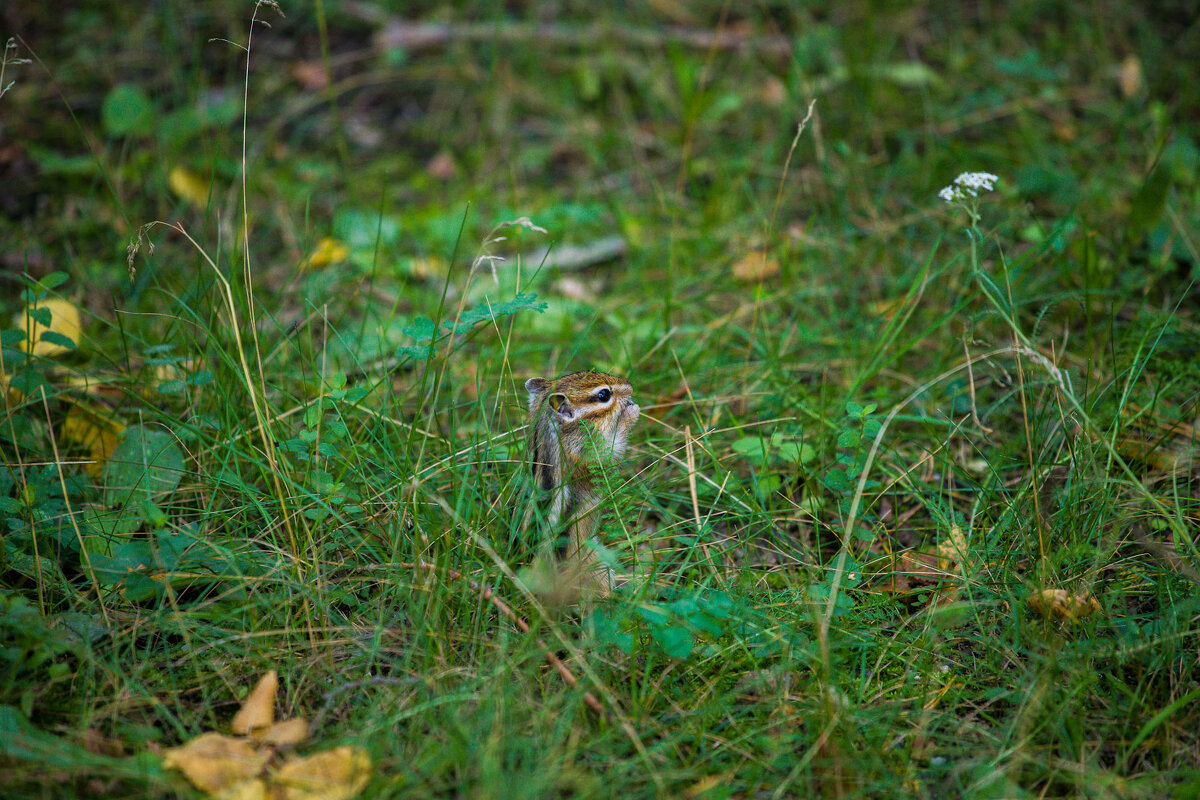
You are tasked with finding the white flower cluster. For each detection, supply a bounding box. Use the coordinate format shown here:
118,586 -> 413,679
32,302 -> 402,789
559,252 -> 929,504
938,172 -> 999,203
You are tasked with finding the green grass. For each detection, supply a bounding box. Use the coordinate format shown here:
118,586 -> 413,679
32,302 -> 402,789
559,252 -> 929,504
2,1 -> 1199,797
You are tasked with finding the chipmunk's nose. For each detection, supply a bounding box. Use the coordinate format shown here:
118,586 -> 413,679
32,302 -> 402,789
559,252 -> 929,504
624,399 -> 640,421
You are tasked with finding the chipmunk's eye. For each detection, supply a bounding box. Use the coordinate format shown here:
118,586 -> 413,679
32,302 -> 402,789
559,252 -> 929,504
595,388 -> 612,403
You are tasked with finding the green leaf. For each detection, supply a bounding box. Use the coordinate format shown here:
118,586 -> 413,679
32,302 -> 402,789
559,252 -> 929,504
4,541 -> 66,588
836,429 -> 859,448
0,329 -> 26,347
84,507 -> 142,537
698,591 -> 734,618
303,403 -> 324,428
732,436 -> 769,463
28,307 -> 52,327
636,603 -> 671,626
10,369 -> 51,395
403,317 -> 437,343
102,425 -> 186,508
38,272 -> 70,291
1126,163 -> 1172,247
852,525 -> 876,542
395,345 -> 433,361
38,331 -> 77,351
589,607 -> 634,654
1,347 -> 27,365
0,705 -> 88,767
141,501 -> 168,529
82,532 -> 117,557
754,473 -> 781,500
24,145 -> 98,177
650,625 -> 694,659
774,440 -> 816,465
92,539 -> 154,586
156,95 -> 241,147
455,292 -> 548,328
122,573 -> 162,602
870,61 -> 942,88
686,608 -> 727,637
101,84 -> 155,137
333,207 -> 401,250
156,380 -> 186,395
153,529 -> 189,570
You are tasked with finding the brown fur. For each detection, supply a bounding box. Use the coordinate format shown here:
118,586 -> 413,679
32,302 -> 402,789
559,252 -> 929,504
525,371 -> 639,595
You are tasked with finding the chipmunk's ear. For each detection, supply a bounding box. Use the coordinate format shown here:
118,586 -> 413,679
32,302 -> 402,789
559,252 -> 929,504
547,392 -> 575,421
525,377 -> 550,410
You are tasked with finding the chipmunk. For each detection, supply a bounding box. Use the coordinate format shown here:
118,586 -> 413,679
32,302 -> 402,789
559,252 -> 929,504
525,371 -> 640,597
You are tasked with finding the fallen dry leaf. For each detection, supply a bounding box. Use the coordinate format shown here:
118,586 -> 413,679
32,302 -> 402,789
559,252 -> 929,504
1118,54 -> 1142,98
1112,426 -> 1197,474
59,401 -> 125,477
1053,120 -> 1077,142
425,150 -> 457,180
871,550 -> 945,593
731,249 -> 779,282
302,237 -> 349,271
169,166 -> 212,208
757,75 -> 787,106
684,772 -> 732,798
1027,588 -> 1100,622
251,718 -> 309,748
163,733 -> 270,795
405,255 -> 448,280
553,276 -> 597,303
272,746 -> 371,800
1,371 -> 21,407
232,671 -> 278,735
18,297 -> 83,357
217,778 -> 268,800
290,60 -> 329,91
936,525 -> 968,572
868,295 -> 906,319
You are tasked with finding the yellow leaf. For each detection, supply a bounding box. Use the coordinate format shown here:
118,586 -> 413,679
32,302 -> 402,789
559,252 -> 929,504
867,295 -> 905,318
936,525 -> 968,572
18,298 -> 83,357
303,237 -> 349,271
731,250 -> 779,282
684,772 -> 731,798
1,371 -> 20,407
272,746 -> 371,800
405,255 -> 448,280
169,166 -> 212,208
251,718 -> 310,747
216,778 -> 269,800
163,732 -> 270,795
60,401 -> 125,477
232,671 -> 278,735
1118,55 -> 1142,98
1027,588 -> 1100,623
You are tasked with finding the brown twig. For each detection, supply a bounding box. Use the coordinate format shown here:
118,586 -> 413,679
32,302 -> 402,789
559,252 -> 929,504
373,20 -> 792,58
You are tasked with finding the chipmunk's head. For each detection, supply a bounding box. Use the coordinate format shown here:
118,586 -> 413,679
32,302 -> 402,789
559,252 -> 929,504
526,370 -> 640,459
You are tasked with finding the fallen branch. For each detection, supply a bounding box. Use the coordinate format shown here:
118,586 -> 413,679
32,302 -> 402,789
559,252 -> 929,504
373,20 -> 792,58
